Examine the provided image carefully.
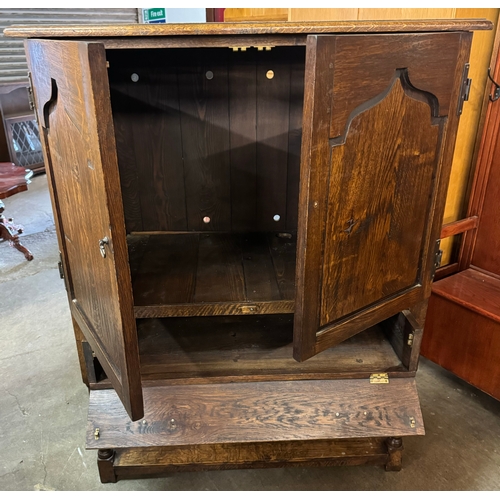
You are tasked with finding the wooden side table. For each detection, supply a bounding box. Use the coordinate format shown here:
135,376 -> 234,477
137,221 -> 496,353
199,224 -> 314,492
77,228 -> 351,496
0,162 -> 34,260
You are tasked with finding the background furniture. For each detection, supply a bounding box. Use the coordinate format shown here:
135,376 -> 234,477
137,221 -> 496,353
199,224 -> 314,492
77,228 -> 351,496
0,85 -> 44,174
421,33 -> 500,401
7,19 -> 491,482
0,161 -> 33,260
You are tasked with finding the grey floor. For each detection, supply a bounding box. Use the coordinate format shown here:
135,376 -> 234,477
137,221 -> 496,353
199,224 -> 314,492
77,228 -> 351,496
1,174 -> 500,491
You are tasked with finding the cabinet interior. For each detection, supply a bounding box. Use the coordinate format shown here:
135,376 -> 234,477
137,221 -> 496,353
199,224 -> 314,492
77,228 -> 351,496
102,45 -> 412,382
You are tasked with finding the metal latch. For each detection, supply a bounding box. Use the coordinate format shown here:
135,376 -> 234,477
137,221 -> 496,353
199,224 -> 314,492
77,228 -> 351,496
27,71 -> 36,111
407,333 -> 414,346
370,373 -> 389,384
457,63 -> 472,115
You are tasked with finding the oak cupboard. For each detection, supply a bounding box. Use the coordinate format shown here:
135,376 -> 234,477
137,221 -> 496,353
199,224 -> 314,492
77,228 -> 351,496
5,19 -> 492,482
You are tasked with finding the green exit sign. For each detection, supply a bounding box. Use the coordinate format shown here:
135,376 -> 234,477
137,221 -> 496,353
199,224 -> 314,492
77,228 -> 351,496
142,8 -> 166,24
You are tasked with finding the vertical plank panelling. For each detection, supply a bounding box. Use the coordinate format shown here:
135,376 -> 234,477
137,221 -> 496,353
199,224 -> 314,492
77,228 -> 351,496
228,49 -> 257,232
179,49 -> 231,232
256,48 -> 291,231
108,49 -> 187,232
136,53 -> 186,232
286,53 -> 305,230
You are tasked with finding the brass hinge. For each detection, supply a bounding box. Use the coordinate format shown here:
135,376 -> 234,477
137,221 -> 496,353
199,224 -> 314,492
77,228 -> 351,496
370,373 -> 389,384
457,63 -> 472,116
27,71 -> 36,112
432,239 -> 443,279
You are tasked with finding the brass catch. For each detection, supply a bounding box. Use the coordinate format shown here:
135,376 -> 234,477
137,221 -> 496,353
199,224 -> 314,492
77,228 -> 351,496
370,373 -> 389,384
239,305 -> 259,314
410,417 -> 416,428
407,333 -> 414,346
94,428 -> 100,440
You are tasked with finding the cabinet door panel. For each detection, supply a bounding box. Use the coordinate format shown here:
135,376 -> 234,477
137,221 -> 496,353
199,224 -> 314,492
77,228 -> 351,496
294,33 -> 471,361
26,40 -> 143,420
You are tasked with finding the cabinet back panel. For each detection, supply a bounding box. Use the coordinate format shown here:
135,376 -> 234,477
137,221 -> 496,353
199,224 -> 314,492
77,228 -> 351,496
107,47 -> 304,233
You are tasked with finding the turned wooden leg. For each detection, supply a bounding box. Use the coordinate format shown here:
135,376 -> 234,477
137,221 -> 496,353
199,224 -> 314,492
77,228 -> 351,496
0,216 -> 34,261
385,437 -> 404,471
97,449 -> 117,483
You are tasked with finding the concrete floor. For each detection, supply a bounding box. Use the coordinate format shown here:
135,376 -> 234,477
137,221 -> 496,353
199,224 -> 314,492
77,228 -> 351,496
1,174 -> 500,491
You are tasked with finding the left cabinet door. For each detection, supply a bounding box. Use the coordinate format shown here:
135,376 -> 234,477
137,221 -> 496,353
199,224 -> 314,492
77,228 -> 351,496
26,40 -> 143,421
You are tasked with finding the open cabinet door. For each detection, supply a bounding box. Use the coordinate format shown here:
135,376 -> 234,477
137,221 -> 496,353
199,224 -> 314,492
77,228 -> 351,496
26,40 -> 143,420
294,32 -> 472,361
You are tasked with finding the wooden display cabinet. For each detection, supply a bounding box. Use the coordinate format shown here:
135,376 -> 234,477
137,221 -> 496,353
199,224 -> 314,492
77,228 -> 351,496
5,19 -> 492,483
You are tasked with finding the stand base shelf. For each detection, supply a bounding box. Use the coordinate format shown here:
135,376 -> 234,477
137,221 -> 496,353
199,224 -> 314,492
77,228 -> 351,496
87,378 -> 422,482
97,436 -> 404,483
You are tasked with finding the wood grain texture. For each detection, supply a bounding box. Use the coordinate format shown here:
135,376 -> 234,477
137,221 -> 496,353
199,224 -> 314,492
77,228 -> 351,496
294,32 -> 467,361
101,35 -> 307,50
293,34 -> 334,362
422,281 -> 500,400
228,49 -> 257,232
440,216 -> 478,238
178,49 -> 231,231
289,9 -> 358,21
4,20 -> 493,38
459,23 -> 500,271
111,46 -> 303,234
328,33 -> 461,138
136,316 -> 405,382
224,9 -> 288,22
321,75 -> 442,325
440,8 -> 499,265
358,8 -> 455,20
256,48 -> 290,231
108,49 -> 187,232
130,232 -> 296,317
86,378 -> 424,449
431,268 -> 500,323
105,437 -> 391,481
470,101 -> 500,275
286,54 -> 305,229
25,39 -> 143,421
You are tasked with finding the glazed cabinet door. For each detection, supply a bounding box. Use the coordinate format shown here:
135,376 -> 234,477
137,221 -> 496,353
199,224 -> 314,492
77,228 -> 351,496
25,40 -> 143,420
294,32 -> 472,361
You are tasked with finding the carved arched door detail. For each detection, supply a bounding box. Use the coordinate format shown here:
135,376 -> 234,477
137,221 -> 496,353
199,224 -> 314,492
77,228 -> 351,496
294,32 -> 472,361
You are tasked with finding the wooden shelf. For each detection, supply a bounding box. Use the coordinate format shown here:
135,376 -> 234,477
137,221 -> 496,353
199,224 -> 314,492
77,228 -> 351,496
137,315 -> 406,383
129,232 -> 296,318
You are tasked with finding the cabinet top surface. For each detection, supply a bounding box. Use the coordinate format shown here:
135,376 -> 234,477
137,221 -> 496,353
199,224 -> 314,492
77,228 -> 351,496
3,19 -> 493,38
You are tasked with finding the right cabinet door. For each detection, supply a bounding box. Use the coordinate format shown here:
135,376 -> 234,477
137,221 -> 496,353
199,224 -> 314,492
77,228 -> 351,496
294,32 -> 472,361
